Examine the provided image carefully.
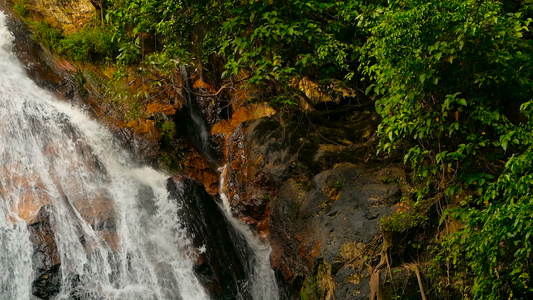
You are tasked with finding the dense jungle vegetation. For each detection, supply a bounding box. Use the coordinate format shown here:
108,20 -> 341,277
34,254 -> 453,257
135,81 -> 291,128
14,0 -> 533,298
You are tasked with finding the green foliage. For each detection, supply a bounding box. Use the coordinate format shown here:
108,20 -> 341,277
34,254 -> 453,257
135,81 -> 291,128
31,21 -> 63,51
106,0 -> 218,66
26,18 -> 116,63
73,71 -> 89,98
332,180 -> 343,190
105,0 -> 369,103
381,201 -> 427,233
158,154 -> 181,171
219,0 -> 362,86
361,0 -> 533,298
448,149 -> 533,299
13,0 -> 28,17
57,26 -> 117,62
299,261 -> 334,300
270,94 -> 298,106
363,0 -> 533,163
155,118 -> 184,171
158,120 -> 176,148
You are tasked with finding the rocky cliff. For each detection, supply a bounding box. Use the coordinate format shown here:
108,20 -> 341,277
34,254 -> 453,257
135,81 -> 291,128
216,110 -> 403,299
1,0 -> 404,298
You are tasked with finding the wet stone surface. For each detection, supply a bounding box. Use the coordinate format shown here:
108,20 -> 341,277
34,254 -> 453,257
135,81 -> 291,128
167,176 -> 252,299
28,206 -> 61,300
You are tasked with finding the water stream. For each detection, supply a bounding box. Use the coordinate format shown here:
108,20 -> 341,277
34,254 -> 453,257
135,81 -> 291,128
218,165 -> 279,300
0,11 -> 278,300
179,66 -> 219,164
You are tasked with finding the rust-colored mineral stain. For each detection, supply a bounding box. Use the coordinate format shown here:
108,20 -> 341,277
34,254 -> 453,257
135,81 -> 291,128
257,204 -> 271,230
183,150 -> 219,195
1,167 -> 51,223
212,103 -> 276,136
126,119 -> 157,136
146,102 -> 176,115
193,78 -> 217,94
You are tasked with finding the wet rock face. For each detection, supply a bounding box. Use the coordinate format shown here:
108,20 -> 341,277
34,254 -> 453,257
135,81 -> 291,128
28,206 -> 61,300
181,148 -> 220,195
0,6 -> 74,96
223,111 -> 401,299
113,126 -> 162,167
224,110 -> 380,226
270,163 -> 401,299
167,176 -> 252,299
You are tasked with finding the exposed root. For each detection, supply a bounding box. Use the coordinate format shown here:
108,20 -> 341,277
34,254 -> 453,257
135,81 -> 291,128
368,233 -> 391,300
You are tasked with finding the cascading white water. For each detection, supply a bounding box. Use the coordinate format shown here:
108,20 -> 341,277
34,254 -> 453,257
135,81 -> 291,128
0,11 -> 208,300
218,165 -> 279,300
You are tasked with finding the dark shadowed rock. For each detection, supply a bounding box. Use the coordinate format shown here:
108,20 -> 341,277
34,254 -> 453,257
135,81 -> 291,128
28,205 -> 61,300
167,176 -> 253,299
270,163 -> 401,299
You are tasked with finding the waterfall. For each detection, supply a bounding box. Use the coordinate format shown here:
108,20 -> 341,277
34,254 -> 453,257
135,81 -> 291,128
0,11 -> 208,300
178,62 -> 280,299
218,165 -> 279,300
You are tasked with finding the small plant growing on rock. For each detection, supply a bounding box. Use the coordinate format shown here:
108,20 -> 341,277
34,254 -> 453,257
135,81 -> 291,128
380,201 -> 428,233
322,180 -> 343,202
13,0 -> 28,18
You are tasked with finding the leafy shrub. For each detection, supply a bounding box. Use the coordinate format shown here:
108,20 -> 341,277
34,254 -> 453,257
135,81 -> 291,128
57,27 -> 117,62
361,0 -> 533,298
31,21 -> 63,51
13,0 -> 28,17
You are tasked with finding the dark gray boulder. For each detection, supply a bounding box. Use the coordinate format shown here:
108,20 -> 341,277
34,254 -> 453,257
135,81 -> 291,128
28,206 -> 61,300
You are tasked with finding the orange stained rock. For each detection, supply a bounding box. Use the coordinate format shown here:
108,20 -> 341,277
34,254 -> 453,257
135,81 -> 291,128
211,103 -> 276,136
270,241 -> 282,269
309,240 -> 321,259
183,151 -> 219,195
71,192 -> 116,224
299,240 -> 322,268
294,230 -> 322,267
229,80 -> 262,110
291,77 -> 332,104
239,216 -> 258,225
102,66 -> 118,79
126,119 -> 157,137
10,189 -> 51,223
229,160 -> 247,183
282,264 -> 294,280
192,78 -> 217,94
1,166 -> 51,223
232,88 -> 248,109
295,236 -> 307,259
256,202 -> 271,232
146,101 -> 176,116
30,0 -> 97,35
54,59 -> 77,73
